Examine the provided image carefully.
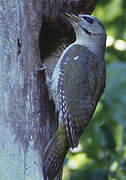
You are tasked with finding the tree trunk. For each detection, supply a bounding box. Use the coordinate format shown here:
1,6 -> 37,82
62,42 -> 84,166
0,0 -> 98,179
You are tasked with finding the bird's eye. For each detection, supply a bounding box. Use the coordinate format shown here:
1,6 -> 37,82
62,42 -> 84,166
83,17 -> 94,24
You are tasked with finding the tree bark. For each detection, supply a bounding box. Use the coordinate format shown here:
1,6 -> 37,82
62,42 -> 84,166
0,0 -> 98,179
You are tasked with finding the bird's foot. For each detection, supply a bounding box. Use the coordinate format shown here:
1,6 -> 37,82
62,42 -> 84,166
39,63 -> 52,89
39,62 -> 47,71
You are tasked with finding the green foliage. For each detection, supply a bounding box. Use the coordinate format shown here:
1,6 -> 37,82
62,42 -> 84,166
63,0 -> 126,179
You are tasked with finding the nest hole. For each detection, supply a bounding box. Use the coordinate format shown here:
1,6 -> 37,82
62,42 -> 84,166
39,18 -> 75,60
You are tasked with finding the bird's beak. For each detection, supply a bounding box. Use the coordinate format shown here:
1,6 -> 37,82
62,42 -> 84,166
64,11 -> 81,22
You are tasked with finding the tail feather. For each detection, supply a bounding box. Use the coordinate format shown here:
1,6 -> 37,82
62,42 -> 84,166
65,115 -> 79,148
43,129 -> 69,179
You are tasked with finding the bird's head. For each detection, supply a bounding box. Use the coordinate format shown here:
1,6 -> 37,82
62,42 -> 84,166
64,11 -> 106,52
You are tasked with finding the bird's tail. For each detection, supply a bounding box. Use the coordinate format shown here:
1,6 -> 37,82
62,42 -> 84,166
43,123 -> 69,179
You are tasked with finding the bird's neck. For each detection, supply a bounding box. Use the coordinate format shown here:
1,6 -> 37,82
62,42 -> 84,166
73,27 -> 101,55
75,36 -> 100,55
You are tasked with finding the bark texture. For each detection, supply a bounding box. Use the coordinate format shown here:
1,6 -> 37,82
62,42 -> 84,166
0,0 -> 98,179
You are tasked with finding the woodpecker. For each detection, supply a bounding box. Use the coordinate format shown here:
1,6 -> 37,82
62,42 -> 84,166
43,11 -> 106,179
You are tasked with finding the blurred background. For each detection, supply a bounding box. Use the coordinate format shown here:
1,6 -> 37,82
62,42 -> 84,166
63,0 -> 126,179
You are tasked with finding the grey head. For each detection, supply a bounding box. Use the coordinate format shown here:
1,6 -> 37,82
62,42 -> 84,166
64,12 -> 106,54
78,14 -> 106,36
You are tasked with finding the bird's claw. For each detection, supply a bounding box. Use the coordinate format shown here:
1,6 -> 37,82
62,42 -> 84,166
39,63 -> 47,72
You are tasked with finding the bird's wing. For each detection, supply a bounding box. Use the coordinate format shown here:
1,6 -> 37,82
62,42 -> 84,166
58,44 -> 105,148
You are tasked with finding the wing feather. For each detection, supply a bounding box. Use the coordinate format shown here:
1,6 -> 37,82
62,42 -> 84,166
58,44 -> 105,148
